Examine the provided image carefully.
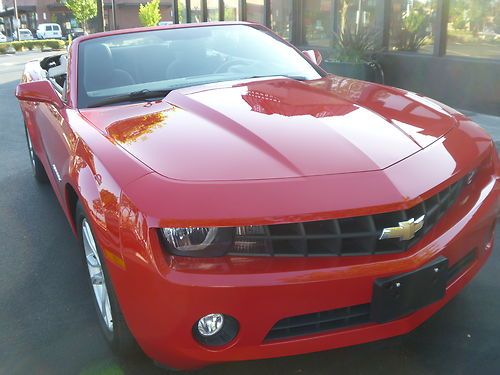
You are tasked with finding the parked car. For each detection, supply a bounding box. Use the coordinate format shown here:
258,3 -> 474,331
67,27 -> 86,40
36,23 -> 62,39
15,22 -> 499,371
0,32 -> 6,43
158,21 -> 173,26
18,29 -> 34,41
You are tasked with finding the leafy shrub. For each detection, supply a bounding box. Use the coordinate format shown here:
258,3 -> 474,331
24,40 -> 36,50
43,39 -> 66,50
391,7 -> 430,52
0,39 -> 65,54
330,27 -> 379,63
139,0 -> 161,27
0,43 -> 9,54
12,41 -> 24,51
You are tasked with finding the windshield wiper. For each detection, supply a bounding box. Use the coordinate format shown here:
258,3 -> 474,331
87,88 -> 172,108
241,74 -> 309,81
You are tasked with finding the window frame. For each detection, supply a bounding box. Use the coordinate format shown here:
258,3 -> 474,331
169,0 -> 498,62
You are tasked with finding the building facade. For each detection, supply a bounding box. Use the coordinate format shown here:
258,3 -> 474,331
169,0 -> 500,115
0,0 -> 174,36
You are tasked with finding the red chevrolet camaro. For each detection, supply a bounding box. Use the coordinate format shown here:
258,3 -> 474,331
15,22 -> 499,370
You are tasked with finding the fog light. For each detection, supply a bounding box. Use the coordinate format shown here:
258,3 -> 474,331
193,313 -> 239,347
197,314 -> 224,336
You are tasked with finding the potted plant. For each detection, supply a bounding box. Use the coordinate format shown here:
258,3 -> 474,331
321,27 -> 380,82
391,6 -> 430,52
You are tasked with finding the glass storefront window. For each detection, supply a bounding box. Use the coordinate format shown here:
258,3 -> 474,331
447,0 -> 500,59
389,0 -> 437,54
177,0 -> 187,23
339,0 -> 378,32
247,0 -> 265,24
270,0 -> 292,40
162,0 -> 174,23
303,0 -> 333,47
190,0 -> 203,23
207,0 -> 220,21
224,0 -> 240,21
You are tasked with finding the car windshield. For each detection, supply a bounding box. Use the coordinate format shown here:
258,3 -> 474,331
77,24 -> 323,108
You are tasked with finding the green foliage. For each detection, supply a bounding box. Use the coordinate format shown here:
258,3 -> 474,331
224,7 -> 237,21
43,39 -> 66,50
23,40 -> 36,50
178,0 -> 186,23
12,42 -> 24,51
468,0 -> 491,33
330,27 -> 378,63
392,6 -> 430,52
0,40 -> 66,54
65,0 -> 97,31
449,0 -> 497,34
138,0 -> 161,27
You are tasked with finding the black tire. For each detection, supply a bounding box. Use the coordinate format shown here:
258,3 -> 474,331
75,201 -> 139,355
24,125 -> 48,183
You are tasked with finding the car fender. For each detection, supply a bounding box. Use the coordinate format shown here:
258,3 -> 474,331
65,110 -> 152,274
68,138 -> 128,273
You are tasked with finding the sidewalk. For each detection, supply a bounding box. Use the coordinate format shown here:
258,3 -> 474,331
462,110 -> 500,146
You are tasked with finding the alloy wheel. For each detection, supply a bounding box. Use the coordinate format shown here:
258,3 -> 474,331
25,129 -> 36,171
82,218 -> 114,332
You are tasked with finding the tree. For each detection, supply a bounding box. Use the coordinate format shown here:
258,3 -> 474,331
65,0 -> 97,32
469,0 -> 493,34
139,0 -> 161,27
177,0 -> 186,23
449,0 -> 469,30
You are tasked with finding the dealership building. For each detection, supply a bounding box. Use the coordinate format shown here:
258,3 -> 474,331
0,0 -> 498,114
0,0 -> 173,34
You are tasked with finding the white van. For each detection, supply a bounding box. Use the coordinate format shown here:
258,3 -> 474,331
18,29 -> 34,41
36,23 -> 62,39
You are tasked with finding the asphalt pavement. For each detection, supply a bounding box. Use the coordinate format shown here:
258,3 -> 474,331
1,51 -> 499,375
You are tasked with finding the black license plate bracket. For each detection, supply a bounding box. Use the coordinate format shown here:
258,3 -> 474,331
371,256 -> 448,323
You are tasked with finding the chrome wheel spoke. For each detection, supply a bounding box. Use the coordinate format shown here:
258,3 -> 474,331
26,130 -> 36,168
91,271 -> 103,285
82,218 -> 113,332
100,287 -> 108,321
86,253 -> 99,269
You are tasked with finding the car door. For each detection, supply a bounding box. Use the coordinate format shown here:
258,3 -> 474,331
35,86 -> 77,196
45,25 -> 52,38
53,25 -> 61,38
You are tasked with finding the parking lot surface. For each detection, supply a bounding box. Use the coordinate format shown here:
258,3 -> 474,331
0,51 -> 499,375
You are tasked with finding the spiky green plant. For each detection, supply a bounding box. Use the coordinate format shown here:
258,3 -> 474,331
331,27 -> 378,63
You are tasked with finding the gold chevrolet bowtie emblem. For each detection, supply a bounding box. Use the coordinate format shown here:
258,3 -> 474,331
379,215 -> 425,241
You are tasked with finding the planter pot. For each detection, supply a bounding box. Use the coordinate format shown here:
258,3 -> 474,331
321,61 -> 374,82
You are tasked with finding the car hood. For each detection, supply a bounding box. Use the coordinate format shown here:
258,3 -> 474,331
80,76 -> 457,181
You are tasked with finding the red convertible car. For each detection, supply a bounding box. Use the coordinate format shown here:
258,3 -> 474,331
16,22 -> 499,370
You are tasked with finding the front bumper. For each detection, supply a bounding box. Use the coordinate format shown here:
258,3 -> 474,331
111,169 -> 499,370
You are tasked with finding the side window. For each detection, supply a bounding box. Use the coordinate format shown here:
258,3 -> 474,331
46,26 -> 52,31
54,25 -> 60,31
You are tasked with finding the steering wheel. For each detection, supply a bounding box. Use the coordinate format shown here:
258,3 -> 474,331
215,59 -> 253,74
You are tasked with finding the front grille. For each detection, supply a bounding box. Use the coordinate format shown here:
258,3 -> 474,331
265,250 -> 476,341
265,304 -> 371,341
232,178 -> 465,257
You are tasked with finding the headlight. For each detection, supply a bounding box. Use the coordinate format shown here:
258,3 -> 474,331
159,225 -> 273,257
160,227 -> 235,257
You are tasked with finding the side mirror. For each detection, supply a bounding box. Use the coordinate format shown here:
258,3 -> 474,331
16,80 -> 63,109
302,49 -> 323,66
